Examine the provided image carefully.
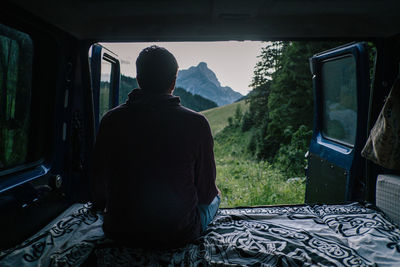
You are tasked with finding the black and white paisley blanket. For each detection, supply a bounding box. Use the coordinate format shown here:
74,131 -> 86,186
1,202 -> 400,266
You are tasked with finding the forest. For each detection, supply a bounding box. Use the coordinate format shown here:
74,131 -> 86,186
241,41 -> 345,176
173,87 -> 217,111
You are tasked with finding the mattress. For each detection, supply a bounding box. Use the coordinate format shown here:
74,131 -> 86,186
1,202 -> 400,266
376,174 -> 400,226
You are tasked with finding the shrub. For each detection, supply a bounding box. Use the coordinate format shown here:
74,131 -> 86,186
247,132 -> 257,154
241,111 -> 253,132
274,125 -> 312,177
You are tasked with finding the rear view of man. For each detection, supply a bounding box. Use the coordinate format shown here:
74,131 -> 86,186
92,45 -> 220,248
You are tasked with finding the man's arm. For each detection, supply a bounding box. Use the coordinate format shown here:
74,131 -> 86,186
194,116 -> 218,205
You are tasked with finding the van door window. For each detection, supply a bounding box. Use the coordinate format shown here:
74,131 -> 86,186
321,55 -> 357,146
89,44 -> 120,132
100,59 -> 112,119
0,25 -> 33,171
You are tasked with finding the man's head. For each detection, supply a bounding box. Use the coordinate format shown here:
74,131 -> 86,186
136,45 -> 178,94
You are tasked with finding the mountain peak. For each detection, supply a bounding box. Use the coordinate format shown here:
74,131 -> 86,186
176,63 -> 243,106
194,62 -> 220,88
197,62 -> 208,68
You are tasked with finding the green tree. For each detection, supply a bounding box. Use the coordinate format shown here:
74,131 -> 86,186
246,42 -> 283,129
233,104 -> 242,126
247,41 -> 343,174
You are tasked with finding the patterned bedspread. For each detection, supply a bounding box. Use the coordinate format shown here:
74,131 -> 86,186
1,202 -> 400,266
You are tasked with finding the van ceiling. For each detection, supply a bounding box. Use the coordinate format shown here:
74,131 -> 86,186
6,0 -> 400,41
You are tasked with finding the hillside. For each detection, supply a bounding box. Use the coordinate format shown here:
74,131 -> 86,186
173,87 -> 217,111
177,62 -> 243,106
201,100 -> 248,136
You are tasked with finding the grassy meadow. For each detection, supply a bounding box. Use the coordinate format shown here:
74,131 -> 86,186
202,100 -> 249,135
202,102 -> 305,208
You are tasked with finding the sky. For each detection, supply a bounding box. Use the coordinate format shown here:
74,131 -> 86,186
101,41 -> 265,95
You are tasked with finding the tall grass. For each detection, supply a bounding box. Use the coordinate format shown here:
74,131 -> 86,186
211,122 -> 305,208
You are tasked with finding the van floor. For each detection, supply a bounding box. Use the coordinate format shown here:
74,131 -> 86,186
1,202 -> 400,266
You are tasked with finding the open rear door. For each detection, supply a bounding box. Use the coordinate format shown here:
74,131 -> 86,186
90,44 -> 121,133
306,43 -> 370,204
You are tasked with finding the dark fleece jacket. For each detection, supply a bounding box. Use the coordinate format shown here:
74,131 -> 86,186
92,88 -> 218,248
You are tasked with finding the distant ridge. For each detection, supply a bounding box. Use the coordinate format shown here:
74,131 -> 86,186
176,62 -> 243,106
173,87 -> 218,112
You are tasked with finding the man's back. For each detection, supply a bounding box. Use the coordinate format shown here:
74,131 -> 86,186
93,89 -> 217,248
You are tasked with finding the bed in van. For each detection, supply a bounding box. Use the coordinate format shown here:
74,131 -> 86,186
1,0 -> 400,266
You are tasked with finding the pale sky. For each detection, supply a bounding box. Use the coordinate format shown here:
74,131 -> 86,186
101,41 -> 265,95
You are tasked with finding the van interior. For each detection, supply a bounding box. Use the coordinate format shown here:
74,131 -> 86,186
1,0 -> 400,266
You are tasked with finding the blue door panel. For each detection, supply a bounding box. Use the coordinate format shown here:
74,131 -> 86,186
306,43 -> 370,204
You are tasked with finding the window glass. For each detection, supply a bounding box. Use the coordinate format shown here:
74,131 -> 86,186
99,59 -> 112,119
321,55 -> 357,146
0,25 -> 33,171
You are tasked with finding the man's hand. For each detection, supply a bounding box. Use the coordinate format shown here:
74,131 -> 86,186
217,186 -> 222,197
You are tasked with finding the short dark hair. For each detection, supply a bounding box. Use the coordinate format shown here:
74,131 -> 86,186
136,45 -> 178,93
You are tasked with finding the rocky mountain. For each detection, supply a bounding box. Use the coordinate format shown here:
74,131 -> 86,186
176,62 -> 243,106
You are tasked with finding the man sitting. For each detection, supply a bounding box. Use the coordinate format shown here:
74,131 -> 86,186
92,45 -> 220,248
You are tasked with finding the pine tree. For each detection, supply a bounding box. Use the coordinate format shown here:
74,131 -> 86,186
245,42 -> 283,129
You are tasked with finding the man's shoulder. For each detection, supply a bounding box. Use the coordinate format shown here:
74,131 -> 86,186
99,103 -> 130,124
101,103 -> 211,130
175,106 -> 210,127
